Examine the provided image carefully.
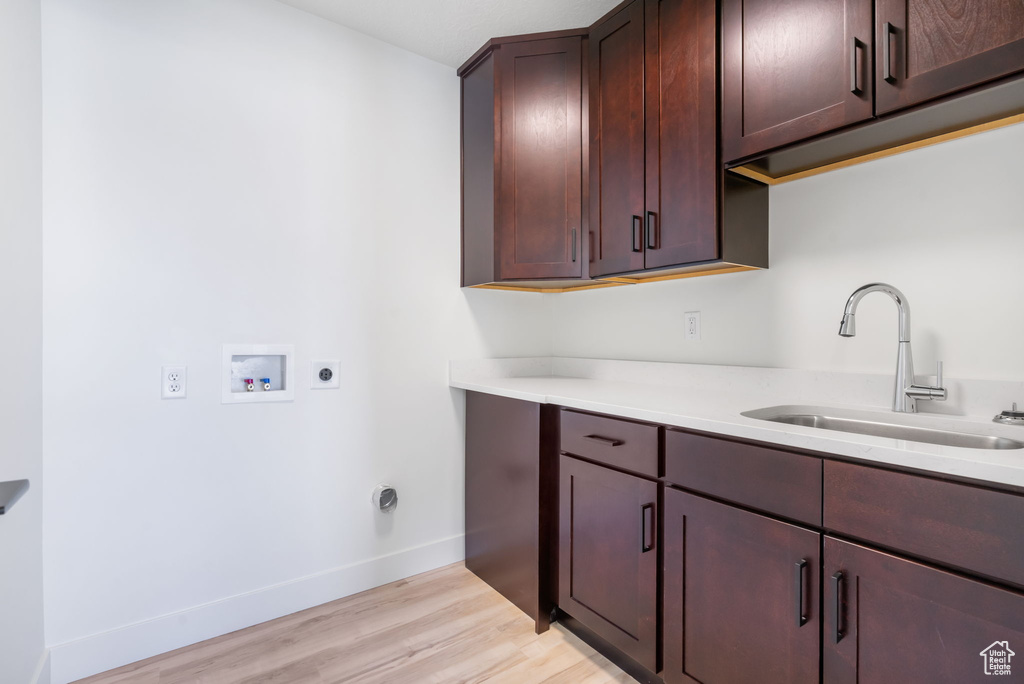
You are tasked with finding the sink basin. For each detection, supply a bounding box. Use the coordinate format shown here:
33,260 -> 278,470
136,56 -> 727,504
742,405 -> 1024,450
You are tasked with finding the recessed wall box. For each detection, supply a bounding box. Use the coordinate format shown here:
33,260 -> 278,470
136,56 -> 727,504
222,344 -> 295,404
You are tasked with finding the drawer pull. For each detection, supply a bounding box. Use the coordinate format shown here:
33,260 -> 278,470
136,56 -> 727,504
640,503 -> 654,553
832,571 -> 846,643
795,559 -> 809,627
583,434 -> 623,447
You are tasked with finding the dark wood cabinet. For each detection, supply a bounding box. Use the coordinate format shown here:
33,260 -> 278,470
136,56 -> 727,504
823,536 -> 1024,683
460,33 -> 590,291
663,487 -> 820,684
824,460 -> 1024,589
464,400 -> 1024,681
464,392 -> 556,633
721,0 -> 874,163
558,454 -> 659,672
875,0 -> 1024,115
724,0 -> 1024,168
591,0 -> 758,280
589,0 -> 646,276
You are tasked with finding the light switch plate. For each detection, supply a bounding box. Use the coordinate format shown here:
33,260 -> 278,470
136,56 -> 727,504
310,360 -> 341,389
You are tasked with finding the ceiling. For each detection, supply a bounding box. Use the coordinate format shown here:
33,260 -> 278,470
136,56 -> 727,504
276,0 -> 623,68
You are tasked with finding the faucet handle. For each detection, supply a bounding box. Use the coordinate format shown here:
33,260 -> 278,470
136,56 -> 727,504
935,361 -> 943,387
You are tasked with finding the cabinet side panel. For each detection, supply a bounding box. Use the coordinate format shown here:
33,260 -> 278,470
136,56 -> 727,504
462,55 -> 496,286
465,391 -> 541,624
720,171 -> 769,268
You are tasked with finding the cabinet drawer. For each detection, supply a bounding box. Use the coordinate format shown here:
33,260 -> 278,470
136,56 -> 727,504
560,409 -> 659,478
665,430 -> 822,526
824,460 -> 1024,588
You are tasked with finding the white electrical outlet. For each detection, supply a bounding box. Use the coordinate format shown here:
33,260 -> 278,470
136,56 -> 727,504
310,360 -> 341,390
162,365 -> 188,399
684,311 -> 701,341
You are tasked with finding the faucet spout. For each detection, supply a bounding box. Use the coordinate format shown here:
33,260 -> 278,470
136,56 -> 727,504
837,283 -> 945,413
839,283 -> 911,342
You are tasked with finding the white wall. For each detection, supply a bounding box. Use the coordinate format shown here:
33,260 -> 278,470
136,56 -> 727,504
42,1 -> 549,681
551,122 -> 1024,384
0,0 -> 47,682
41,1 -> 1024,681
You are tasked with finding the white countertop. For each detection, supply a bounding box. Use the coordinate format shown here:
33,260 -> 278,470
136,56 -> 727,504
449,357 -> 1024,489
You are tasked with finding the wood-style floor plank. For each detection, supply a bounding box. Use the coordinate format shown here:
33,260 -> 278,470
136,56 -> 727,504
76,563 -> 630,684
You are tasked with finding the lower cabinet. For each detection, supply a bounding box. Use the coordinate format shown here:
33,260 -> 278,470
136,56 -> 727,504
823,536 -> 1024,684
558,454 -> 659,672
663,487 -> 820,684
469,401 -> 1024,683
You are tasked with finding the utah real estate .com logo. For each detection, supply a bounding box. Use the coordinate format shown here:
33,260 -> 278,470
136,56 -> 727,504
980,641 -> 1014,676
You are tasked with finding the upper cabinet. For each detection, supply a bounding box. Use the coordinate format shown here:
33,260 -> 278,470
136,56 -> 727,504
591,0 -> 766,280
460,0 -> 1022,290
589,1 -> 646,276
875,0 -> 1024,115
721,0 -> 874,163
460,32 -> 590,291
723,0 -> 1024,165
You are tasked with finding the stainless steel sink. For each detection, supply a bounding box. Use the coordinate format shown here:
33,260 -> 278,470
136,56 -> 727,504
741,406 -> 1024,450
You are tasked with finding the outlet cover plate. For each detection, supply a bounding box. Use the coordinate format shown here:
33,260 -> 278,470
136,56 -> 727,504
162,364 -> 188,399
684,311 -> 701,341
311,360 -> 341,389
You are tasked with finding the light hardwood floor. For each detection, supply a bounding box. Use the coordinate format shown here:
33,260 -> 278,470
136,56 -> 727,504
76,563 -> 633,684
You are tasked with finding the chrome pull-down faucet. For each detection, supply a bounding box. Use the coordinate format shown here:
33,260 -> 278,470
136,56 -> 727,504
838,283 -> 947,413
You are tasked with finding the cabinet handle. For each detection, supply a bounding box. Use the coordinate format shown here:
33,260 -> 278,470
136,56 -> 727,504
583,434 -> 623,447
640,503 -> 654,553
632,215 -> 643,252
571,228 -> 577,263
794,559 -> 808,626
850,38 -> 862,94
832,571 -> 845,643
883,22 -> 896,83
646,211 -> 658,249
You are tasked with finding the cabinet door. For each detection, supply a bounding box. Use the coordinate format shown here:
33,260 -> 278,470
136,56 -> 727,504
823,536 -> 1024,683
663,488 -> 820,684
497,37 -> 583,280
643,0 -> 719,269
875,0 -> 1024,115
721,0 -> 873,162
559,455 -> 658,671
589,0 -> 646,277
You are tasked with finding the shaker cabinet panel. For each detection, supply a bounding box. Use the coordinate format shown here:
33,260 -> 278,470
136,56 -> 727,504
460,34 -> 587,289
643,0 -> 719,269
721,0 -> 874,162
875,0 -> 1024,114
497,38 -> 584,280
663,488 -> 820,684
558,454 -> 658,671
589,0 -> 647,277
823,536 -> 1024,684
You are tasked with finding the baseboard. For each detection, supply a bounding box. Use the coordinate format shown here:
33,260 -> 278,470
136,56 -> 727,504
49,534 -> 464,684
29,649 -> 51,684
